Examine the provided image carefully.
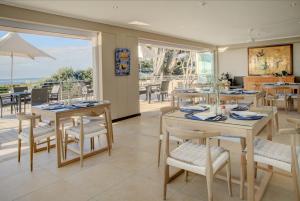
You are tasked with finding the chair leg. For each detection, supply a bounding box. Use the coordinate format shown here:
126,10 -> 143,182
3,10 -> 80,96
18,139 -> 21,162
275,112 -> 279,133
30,140 -> 34,172
254,162 -> 258,178
80,136 -> 84,167
64,134 -> 68,159
292,166 -> 300,201
90,138 -> 93,151
47,137 -> 50,153
206,173 -> 213,201
157,139 -> 162,167
226,156 -> 232,196
106,133 -> 111,156
185,171 -> 189,183
163,164 -> 169,200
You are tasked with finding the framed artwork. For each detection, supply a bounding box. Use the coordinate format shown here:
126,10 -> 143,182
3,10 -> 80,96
115,48 -> 130,76
248,44 -> 293,75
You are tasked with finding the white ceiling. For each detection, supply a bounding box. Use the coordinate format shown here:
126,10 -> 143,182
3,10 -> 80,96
1,0 -> 300,46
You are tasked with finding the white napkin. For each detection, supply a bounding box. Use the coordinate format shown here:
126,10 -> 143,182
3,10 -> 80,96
193,112 -> 216,120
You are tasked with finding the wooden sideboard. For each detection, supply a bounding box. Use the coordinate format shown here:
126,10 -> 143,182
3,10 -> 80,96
244,76 -> 295,90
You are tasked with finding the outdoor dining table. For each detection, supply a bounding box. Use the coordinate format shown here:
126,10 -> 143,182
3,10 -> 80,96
163,109 -> 274,201
171,89 -> 265,107
31,100 -> 113,168
11,91 -> 31,114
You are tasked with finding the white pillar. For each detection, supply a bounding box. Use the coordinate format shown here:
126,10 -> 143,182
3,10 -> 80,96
92,32 -> 103,100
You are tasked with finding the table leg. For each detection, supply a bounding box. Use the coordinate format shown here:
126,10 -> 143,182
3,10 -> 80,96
18,96 -> 21,114
55,116 -> 62,168
246,131 -> 255,201
254,97 -> 258,107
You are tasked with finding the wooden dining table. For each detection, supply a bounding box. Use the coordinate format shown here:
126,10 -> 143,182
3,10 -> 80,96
171,90 -> 265,107
31,100 -> 113,168
162,109 -> 274,201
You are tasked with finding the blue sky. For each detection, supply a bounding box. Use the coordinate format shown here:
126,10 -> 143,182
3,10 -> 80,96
0,31 -> 92,79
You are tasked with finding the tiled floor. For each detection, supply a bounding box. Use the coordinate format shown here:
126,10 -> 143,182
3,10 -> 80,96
0,102 -> 299,201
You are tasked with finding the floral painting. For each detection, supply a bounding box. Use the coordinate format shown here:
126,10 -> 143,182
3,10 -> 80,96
115,48 -> 130,76
248,44 -> 293,75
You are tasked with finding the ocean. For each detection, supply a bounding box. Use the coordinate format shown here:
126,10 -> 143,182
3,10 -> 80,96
0,78 -> 41,85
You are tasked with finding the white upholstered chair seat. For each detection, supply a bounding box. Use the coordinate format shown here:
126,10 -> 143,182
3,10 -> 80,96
65,122 -> 107,139
19,125 -> 55,142
252,138 -> 300,172
167,142 -> 229,175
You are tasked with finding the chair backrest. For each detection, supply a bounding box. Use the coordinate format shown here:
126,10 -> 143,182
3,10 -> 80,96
31,88 -> 48,106
13,86 -> 28,93
160,80 -> 170,92
159,106 -> 177,135
51,85 -> 60,94
285,118 -> 300,193
0,94 -> 13,105
82,85 -> 88,95
233,76 -> 244,87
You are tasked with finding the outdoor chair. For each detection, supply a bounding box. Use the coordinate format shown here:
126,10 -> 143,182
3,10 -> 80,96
81,85 -> 93,100
49,85 -> 60,102
13,86 -> 28,93
0,94 -> 17,118
156,80 -> 170,102
31,88 -> 49,106
13,86 -> 31,111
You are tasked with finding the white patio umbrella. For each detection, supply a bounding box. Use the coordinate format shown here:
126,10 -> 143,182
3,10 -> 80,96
0,32 -> 55,86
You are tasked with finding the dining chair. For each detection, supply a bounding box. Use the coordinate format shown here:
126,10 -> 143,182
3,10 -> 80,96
157,106 -> 183,167
17,113 -> 55,171
13,86 -> 31,112
214,106 -> 278,199
31,88 -> 49,106
49,85 -> 60,102
156,80 -> 170,102
240,117 -> 300,201
264,86 -> 291,111
0,94 -> 17,118
220,95 -> 244,104
13,86 -> 28,93
64,114 -> 111,167
163,126 -> 232,201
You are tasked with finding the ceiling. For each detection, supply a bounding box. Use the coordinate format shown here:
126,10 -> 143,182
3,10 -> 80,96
1,0 -> 300,46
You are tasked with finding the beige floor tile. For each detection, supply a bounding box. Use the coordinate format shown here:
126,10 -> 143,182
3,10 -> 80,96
64,162 -> 134,196
13,179 -> 92,201
0,167 -> 59,201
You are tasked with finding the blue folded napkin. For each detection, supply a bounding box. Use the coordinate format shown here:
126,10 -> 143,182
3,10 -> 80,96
185,113 -> 227,122
180,105 -> 209,113
231,105 -> 249,111
230,111 -> 264,120
242,90 -> 257,94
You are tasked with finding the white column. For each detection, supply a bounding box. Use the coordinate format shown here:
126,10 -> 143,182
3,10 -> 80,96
92,32 -> 103,100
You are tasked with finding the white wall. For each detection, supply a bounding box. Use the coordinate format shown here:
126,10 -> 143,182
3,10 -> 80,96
219,42 -> 300,77
101,32 -> 139,119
